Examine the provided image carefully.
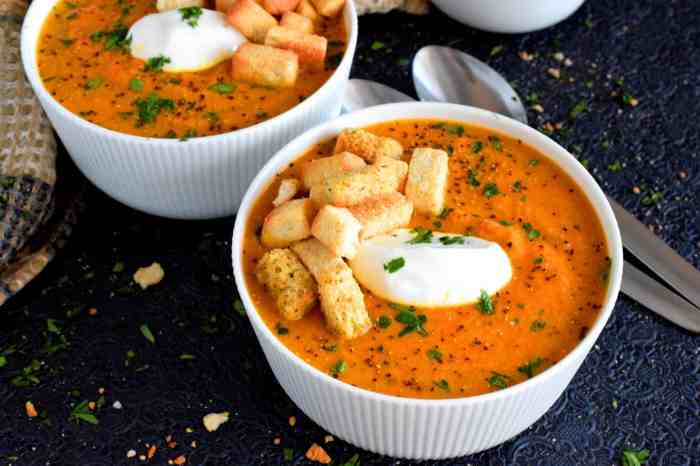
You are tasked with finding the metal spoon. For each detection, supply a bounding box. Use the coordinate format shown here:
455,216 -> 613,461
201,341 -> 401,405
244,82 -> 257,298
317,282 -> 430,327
342,77 -> 700,332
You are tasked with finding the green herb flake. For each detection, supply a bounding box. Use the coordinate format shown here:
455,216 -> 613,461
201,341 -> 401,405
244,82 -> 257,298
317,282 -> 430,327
433,379 -> 450,391
233,299 -> 246,316
512,180 -> 522,192
383,257 -> 405,273
488,135 -> 503,151
112,261 -> 125,273
60,38 -> 75,47
498,220 -> 513,226
337,454 -> 361,466
528,159 -> 540,167
0,355 -> 6,367
70,400 -> 99,425
468,169 -> 481,187
370,40 -> 385,50
85,77 -> 104,90
391,303 -> 428,337
641,191 -> 663,206
143,55 -> 171,72
487,371 -> 511,390
490,45 -> 504,57
621,448 -> 650,466
517,356 -> 544,378
179,354 -> 196,360
330,360 -> 347,378
283,448 -> 294,461
608,160 -> 623,172
47,319 -> 62,334
522,223 -> 541,241
129,79 -> 143,92
276,322 -> 289,335
534,256 -> 544,265
179,6 -> 202,27
377,315 -> 392,329
569,100 -> 588,119
134,94 -> 175,126
447,124 -> 465,136
431,122 -> 446,129
140,324 -> 155,344
90,24 -> 131,52
530,320 -> 547,332
321,343 -> 338,352
437,207 -> 453,220
407,227 -> 433,244
427,348 -> 443,362
208,82 -> 236,94
438,235 -> 465,245
476,289 -> 494,315
10,360 -> 41,387
483,182 -> 500,198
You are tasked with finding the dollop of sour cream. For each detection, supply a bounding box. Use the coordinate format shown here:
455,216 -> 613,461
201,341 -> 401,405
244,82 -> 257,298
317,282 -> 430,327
349,229 -> 512,308
128,9 -> 246,73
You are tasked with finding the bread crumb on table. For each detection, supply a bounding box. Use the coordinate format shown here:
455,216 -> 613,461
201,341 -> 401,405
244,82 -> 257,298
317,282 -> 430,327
133,262 -> 165,289
203,411 -> 230,432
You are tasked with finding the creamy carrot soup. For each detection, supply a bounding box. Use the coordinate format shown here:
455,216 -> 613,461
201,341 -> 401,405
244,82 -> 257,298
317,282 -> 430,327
243,119 -> 609,399
37,0 -> 346,138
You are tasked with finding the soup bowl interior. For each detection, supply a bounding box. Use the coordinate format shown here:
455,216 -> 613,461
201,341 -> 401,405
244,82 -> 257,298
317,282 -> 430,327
231,102 -> 623,459
20,0 -> 358,219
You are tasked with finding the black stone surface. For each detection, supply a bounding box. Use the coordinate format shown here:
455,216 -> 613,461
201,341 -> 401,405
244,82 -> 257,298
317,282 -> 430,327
1,0 -> 699,465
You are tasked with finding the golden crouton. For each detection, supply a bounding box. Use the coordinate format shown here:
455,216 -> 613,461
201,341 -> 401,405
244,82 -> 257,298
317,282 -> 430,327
263,0 -> 300,15
255,248 -> 318,320
261,198 -> 317,247
272,178 -> 300,207
309,157 -> 408,207
227,0 -> 278,43
348,192 -> 414,240
280,11 -> 314,33
231,43 -> 299,88
265,27 -> 327,70
311,205 -> 363,259
334,128 -> 403,163
215,0 -> 236,13
133,262 -> 165,289
309,0 -> 345,17
296,0 -> 319,20
291,239 -> 371,338
405,148 -> 449,216
301,152 -> 367,190
156,0 -> 204,11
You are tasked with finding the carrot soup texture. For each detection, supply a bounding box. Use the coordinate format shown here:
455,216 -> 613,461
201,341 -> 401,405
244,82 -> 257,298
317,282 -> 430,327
243,120 -> 610,399
36,0 -> 346,138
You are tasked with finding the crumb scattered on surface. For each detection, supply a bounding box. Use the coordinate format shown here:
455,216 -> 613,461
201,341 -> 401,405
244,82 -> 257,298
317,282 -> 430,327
288,416 -> 296,427
547,68 -> 561,79
203,411 -> 230,432
519,51 -> 534,62
113,400 -> 123,410
126,449 -> 136,458
531,104 -> 544,113
324,435 -> 334,443
88,307 -> 97,316
133,262 -> 165,289
273,437 -> 281,445
305,443 -> 331,464
25,401 -> 37,418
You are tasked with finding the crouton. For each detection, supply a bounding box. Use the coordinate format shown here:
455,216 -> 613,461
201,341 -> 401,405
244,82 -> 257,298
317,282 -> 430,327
133,262 -> 165,289
263,0 -> 300,15
156,0 -> 204,11
334,129 -> 403,163
227,0 -> 278,43
232,43 -> 299,88
405,148 -> 449,215
300,152 -> 367,190
215,0 -> 236,12
272,178 -> 300,207
280,11 -> 314,33
311,205 -> 362,259
348,192 -> 414,240
261,198 -> 317,247
310,157 -> 408,207
255,248 -> 318,320
265,26 -> 327,70
291,239 -> 371,338
309,0 -> 345,17
296,0 -> 319,20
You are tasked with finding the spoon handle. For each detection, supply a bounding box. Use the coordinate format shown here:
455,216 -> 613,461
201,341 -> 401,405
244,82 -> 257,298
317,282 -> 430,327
609,198 -> 700,309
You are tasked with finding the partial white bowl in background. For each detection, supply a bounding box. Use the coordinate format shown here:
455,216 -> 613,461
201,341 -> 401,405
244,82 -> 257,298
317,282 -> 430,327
232,102 -> 623,459
432,0 -> 586,34
20,0 -> 358,219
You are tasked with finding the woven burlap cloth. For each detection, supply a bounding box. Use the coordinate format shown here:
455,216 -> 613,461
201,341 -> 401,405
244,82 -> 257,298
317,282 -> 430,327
0,0 -> 82,305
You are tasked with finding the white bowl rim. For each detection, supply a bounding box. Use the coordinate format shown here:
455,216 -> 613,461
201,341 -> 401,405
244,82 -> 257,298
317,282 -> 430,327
20,0 -> 358,146
232,101 -> 624,407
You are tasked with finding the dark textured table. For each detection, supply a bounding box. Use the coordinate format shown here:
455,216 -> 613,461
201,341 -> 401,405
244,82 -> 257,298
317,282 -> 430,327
2,0 -> 699,465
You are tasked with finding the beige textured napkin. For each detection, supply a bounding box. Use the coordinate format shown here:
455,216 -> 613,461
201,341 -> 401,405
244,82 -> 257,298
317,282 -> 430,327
355,0 -> 429,15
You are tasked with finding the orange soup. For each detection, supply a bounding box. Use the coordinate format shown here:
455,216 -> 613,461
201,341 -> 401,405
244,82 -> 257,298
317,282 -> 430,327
36,0 -> 346,138
242,120 -> 610,399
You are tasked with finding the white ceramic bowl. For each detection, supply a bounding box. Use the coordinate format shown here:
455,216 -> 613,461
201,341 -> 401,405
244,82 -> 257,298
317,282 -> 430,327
432,0 -> 586,34
20,0 -> 357,219
231,102 -> 623,459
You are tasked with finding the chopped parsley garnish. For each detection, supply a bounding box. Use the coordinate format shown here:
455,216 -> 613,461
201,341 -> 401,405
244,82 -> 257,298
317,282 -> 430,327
283,448 -> 294,461
276,322 -> 289,335
10,359 -> 41,387
143,55 -> 171,72
337,454 -> 361,466
139,323 -> 155,344
70,400 -> 98,425
208,82 -> 237,94
621,448 -> 650,466
407,227 -> 433,244
321,343 -> 338,352
483,182 -> 500,198
608,160 -> 623,172
641,191 -> 663,206
437,207 -> 453,220
512,180 -> 522,192
427,348 -> 443,362
468,170 -> 481,187
517,357 -> 544,378
179,6 -> 202,27
129,79 -> 143,92
390,303 -> 428,337
534,256 -> 544,265
179,354 -> 196,360
487,372 -> 511,390
180,129 -> 197,141
438,235 -> 465,245
205,111 -> 220,124
377,315 -> 392,329
90,24 -> 131,52
522,223 -> 541,241
530,320 -> 547,332
383,257 -> 405,273
569,100 -> 588,119
329,360 -> 347,378
60,38 -> 75,47
134,94 -> 175,126
431,122 -> 446,129
488,135 -> 503,151
233,298 -> 245,316
498,220 -> 513,226
447,124 -> 465,136
370,40 -> 384,50
433,379 -> 450,391
470,141 -> 483,153
325,53 -> 343,69
85,77 -> 104,90
476,289 -> 494,315
528,159 -> 540,166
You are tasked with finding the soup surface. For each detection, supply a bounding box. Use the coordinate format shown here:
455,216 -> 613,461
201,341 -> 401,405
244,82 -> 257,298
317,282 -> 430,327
243,119 -> 610,399
36,0 -> 346,138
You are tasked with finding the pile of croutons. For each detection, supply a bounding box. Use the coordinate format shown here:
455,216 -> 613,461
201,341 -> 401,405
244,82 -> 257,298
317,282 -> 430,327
255,128 -> 449,339
156,0 -> 344,87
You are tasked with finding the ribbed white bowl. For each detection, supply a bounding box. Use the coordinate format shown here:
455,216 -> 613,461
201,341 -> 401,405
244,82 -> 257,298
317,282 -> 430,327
20,0 -> 358,219
232,103 -> 623,459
